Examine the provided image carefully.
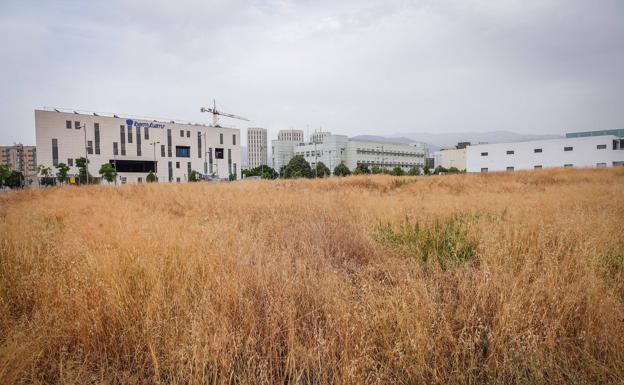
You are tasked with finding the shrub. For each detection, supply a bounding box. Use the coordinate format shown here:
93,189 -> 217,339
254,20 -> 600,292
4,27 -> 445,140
334,162 -> 351,177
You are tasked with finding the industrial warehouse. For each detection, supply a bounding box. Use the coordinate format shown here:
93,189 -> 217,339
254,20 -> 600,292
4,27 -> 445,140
35,108 -> 242,184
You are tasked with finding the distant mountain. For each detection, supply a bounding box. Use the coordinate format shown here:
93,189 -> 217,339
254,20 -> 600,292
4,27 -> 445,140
390,131 -> 562,149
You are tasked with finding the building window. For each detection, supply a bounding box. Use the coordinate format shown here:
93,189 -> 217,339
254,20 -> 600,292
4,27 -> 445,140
127,126 -> 133,143
506,150 -> 514,155
94,123 -> 100,154
136,127 -> 142,156
176,161 -> 180,169
180,130 -> 184,137
564,164 -> 573,167
187,162 -> 191,174
138,177 -> 143,183
186,130 -> 190,138
120,126 -> 126,155
534,148 -> 542,153
68,158 -> 73,167
481,152 -> 488,156
506,166 -> 514,171
66,120 -> 72,129
87,140 -> 93,154
220,133 -> 223,145
534,165 -> 542,169
52,138 -> 58,166
145,127 -> 149,140
167,129 -> 172,157
480,167 -> 488,172
233,134 -> 236,145
113,142 -> 119,156
596,163 -> 607,168
597,144 -> 607,149
161,145 -> 165,157
74,121 -> 80,130
215,148 -> 224,159
197,132 -> 202,158
176,146 -> 191,158
208,148 -> 213,173
168,161 -> 173,181
564,146 -> 573,151
176,177 -> 180,183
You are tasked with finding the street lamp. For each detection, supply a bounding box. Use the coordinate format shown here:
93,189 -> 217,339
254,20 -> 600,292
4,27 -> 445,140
150,141 -> 160,181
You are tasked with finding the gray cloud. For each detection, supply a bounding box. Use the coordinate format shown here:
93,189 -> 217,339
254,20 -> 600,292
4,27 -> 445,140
0,0 -> 622,145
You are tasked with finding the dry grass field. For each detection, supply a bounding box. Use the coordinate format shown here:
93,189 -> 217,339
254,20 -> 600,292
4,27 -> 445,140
1,168 -> 623,384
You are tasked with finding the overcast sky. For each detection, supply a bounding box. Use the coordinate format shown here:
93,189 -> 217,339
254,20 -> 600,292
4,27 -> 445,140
1,0 -> 623,145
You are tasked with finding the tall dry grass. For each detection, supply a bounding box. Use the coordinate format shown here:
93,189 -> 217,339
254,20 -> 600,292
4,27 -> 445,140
0,168 -> 623,384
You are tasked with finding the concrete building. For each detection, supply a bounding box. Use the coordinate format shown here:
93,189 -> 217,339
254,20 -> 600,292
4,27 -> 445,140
310,131 -> 331,144
293,135 -> 426,174
247,127 -> 267,169
433,143 -> 470,170
466,135 -> 624,172
35,108 -> 242,184
1,143 -> 37,175
271,129 -> 304,172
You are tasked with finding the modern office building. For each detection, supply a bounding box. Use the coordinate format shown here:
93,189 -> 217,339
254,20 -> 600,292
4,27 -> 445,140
247,127 -> 267,169
293,135 -> 426,173
1,143 -> 37,176
271,129 -> 304,171
566,129 -> 624,139
35,108 -> 241,184
466,135 -> 624,172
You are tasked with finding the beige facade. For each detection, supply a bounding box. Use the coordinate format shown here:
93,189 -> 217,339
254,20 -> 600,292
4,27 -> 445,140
433,148 -> 467,170
277,129 -> 304,142
35,108 -> 241,183
247,127 -> 267,169
0,143 -> 37,175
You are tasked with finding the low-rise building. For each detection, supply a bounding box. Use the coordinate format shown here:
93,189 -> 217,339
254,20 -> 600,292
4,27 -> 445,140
434,146 -> 468,171
35,108 -> 241,183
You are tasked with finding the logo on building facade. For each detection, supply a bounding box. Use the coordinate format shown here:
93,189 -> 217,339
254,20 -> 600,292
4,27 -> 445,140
125,119 -> 165,129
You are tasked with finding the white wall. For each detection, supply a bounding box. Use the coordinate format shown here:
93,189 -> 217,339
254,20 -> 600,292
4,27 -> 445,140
35,109 -> 241,183
434,148 -> 466,170
466,136 -> 623,172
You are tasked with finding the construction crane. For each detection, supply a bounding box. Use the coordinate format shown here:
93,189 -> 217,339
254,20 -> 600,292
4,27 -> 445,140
200,100 -> 249,127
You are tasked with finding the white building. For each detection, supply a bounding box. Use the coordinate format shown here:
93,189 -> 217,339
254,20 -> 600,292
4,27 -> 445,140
247,127 -> 267,169
293,135 -> 426,173
35,108 -> 242,184
466,135 -> 624,172
310,131 -> 331,144
271,129 -> 304,172
434,148 -> 467,170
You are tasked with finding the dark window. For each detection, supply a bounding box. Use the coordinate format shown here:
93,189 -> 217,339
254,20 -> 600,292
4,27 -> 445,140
506,166 -> 514,171
136,127 -> 141,156
74,121 -> 80,129
481,152 -> 488,156
128,126 -> 133,143
161,144 -> 165,157
597,144 -> 607,149
215,148 -> 224,159
94,123 -> 100,154
144,127 -> 149,140
186,130 -> 190,138
534,165 -> 542,169
208,148 -> 213,173
233,134 -> 236,145
228,149 -> 232,174
52,139 -> 58,166
176,161 -> 180,169
68,158 -> 73,167
534,148 -> 542,153
233,163 -> 237,176
197,132 -> 202,158
220,133 -> 223,144
564,164 -> 573,167
167,129 -> 172,157
138,177 -> 143,183
506,150 -> 514,155
176,177 -> 180,183
108,160 -> 156,173
176,146 -> 191,158
480,167 -> 487,172
180,130 -> 184,137
66,120 -> 72,129
120,126 -> 126,155
87,140 -> 93,154
168,161 -> 173,181
564,146 -> 573,151
187,162 -> 191,174
113,142 -> 118,156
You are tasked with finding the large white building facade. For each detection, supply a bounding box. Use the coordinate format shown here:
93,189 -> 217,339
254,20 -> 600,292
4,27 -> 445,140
293,135 -> 427,173
271,129 -> 304,172
35,108 -> 242,183
466,135 -> 624,172
247,127 -> 267,169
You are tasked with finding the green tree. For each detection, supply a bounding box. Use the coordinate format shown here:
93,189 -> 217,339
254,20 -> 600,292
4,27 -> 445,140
229,173 -> 237,181
243,165 -> 278,179
99,163 -> 117,184
0,164 -> 10,187
38,165 -> 55,186
333,162 -> 351,177
355,164 -> 371,174
146,171 -> 157,183
189,170 -> 199,182
56,163 -> 70,185
281,155 -> 313,179
315,162 -> 330,178
408,165 -> 421,176
5,171 -> 24,189
391,166 -> 405,176
434,166 -> 448,175
75,157 -> 91,184
371,165 -> 382,174
423,165 -> 431,175
447,166 -> 460,174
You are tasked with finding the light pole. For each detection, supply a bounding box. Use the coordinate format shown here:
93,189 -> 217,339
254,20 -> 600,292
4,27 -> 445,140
150,141 -> 160,182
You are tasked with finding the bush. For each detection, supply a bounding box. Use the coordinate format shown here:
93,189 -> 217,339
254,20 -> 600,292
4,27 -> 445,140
315,162 -> 330,178
391,166 -> 405,176
281,156 -> 313,179
146,171 -> 157,183
371,165 -> 382,174
333,163 -> 351,177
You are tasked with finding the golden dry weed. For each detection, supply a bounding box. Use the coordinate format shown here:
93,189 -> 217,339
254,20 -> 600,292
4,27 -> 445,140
1,168 -> 623,384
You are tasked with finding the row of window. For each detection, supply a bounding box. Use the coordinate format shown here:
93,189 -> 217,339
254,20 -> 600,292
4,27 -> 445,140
356,149 -> 424,157
481,162 -> 614,172
481,144 -> 611,157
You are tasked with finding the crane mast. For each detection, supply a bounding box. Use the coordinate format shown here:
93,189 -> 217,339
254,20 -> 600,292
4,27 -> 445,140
200,100 -> 250,127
